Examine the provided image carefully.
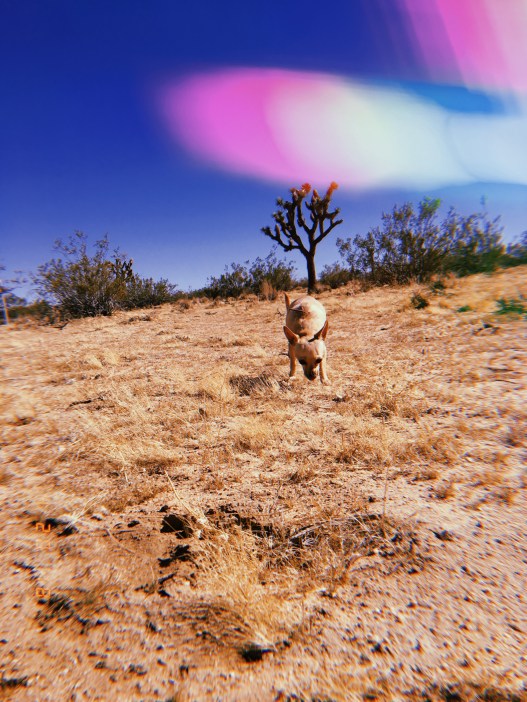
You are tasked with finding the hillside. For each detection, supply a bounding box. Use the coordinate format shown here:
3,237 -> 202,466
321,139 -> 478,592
1,267 -> 526,701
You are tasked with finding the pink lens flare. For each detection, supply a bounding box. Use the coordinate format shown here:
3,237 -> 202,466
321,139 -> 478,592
157,67 -> 527,191
400,0 -> 527,92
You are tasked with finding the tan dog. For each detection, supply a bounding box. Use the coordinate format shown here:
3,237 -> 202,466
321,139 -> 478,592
283,293 -> 329,384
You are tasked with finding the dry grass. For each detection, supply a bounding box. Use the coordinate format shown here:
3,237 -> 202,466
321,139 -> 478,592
1,266 -> 526,700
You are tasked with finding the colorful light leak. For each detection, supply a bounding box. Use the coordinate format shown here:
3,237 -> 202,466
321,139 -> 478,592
400,0 -> 527,92
158,1 -> 527,191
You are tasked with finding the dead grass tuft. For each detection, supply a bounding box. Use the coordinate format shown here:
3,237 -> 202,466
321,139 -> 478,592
229,413 -> 286,453
229,370 -> 281,396
196,368 -> 236,403
434,481 -> 456,500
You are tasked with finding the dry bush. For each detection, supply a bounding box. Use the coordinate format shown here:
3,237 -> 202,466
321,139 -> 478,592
229,413 -> 286,453
333,419 -> 399,467
335,380 -> 427,421
229,370 -> 281,396
183,496 -> 423,657
260,279 -> 278,301
332,417 -> 460,470
194,525 -> 297,651
434,481 -> 456,499
405,423 -> 461,465
227,335 -> 259,347
196,368 -> 236,403
104,482 -> 166,511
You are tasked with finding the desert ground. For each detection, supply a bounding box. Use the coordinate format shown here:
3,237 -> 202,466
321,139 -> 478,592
1,268 -> 526,702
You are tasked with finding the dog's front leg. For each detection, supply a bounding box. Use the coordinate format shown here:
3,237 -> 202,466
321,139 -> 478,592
320,355 -> 330,385
288,345 -> 297,380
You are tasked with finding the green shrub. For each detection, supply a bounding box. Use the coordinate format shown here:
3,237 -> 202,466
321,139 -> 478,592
121,276 -> 178,309
203,249 -> 297,299
411,293 -> 429,309
248,249 -> 296,295
319,263 -> 354,289
4,299 -> 54,322
205,262 -> 250,299
337,199 -> 513,286
33,232 -> 178,318
337,198 -> 449,285
444,210 -> 505,276
501,232 -> 527,268
495,297 -> 526,316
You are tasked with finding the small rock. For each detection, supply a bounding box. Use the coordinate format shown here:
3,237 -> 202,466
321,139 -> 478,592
239,641 -> 275,662
127,664 -> 147,676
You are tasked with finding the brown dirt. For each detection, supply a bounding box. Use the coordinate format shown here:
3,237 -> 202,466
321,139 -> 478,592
1,268 -> 526,701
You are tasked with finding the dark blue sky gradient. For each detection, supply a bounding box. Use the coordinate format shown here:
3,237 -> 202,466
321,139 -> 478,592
1,0 -> 525,294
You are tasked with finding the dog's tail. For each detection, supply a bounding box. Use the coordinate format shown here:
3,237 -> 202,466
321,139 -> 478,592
284,292 -> 291,310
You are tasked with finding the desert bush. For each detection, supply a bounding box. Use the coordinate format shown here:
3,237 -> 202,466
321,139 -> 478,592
259,279 -> 277,300
411,292 -> 429,309
5,299 -> 54,322
121,275 -> 177,309
205,262 -> 250,299
319,262 -> 354,289
337,198 -> 448,285
501,231 -> 527,268
203,249 -> 296,299
33,232 -> 178,318
248,249 -> 296,295
337,198 -> 512,286
444,209 -> 505,276
34,232 -> 122,317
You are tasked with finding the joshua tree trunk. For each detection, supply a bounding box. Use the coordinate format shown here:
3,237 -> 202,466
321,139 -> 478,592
306,252 -> 317,294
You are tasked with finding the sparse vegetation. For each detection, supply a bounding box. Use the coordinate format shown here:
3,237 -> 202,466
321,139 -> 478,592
1,248 -> 525,699
411,292 -> 429,309
203,248 -> 296,299
319,262 -> 354,289
337,198 -> 522,287
32,231 -> 179,318
495,296 -> 527,317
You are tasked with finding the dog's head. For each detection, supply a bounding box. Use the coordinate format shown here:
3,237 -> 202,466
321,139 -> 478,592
284,321 -> 328,381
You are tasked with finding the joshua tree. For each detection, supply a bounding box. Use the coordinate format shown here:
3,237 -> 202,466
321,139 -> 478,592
261,182 -> 343,293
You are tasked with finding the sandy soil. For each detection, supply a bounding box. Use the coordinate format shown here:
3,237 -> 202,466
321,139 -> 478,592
1,268 -> 526,701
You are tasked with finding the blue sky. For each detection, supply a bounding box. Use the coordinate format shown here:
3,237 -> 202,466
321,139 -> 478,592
1,0 -> 526,296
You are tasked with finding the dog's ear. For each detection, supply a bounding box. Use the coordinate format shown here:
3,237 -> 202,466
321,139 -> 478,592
283,325 -> 299,345
313,319 -> 329,340
284,292 -> 291,310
